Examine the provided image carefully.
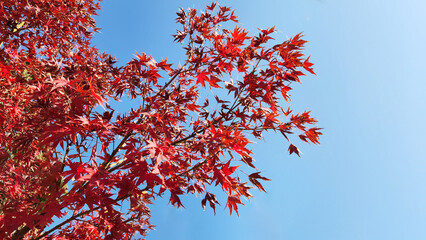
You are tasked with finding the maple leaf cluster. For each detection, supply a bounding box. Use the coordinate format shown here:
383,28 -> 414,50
0,1 -> 321,239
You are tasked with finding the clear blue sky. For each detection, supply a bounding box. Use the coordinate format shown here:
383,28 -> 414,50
92,0 -> 426,239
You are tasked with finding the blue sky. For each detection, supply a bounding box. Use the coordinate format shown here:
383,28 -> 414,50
93,0 -> 426,239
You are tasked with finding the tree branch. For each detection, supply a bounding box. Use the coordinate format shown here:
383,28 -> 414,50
34,194 -> 130,240
102,61 -> 190,170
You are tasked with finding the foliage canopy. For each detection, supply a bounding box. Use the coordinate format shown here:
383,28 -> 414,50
0,1 -> 320,239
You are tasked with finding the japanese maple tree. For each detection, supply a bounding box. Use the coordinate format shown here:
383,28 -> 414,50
0,1 -> 321,239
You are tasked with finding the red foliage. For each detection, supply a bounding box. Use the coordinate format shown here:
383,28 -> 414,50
0,1 -> 321,239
